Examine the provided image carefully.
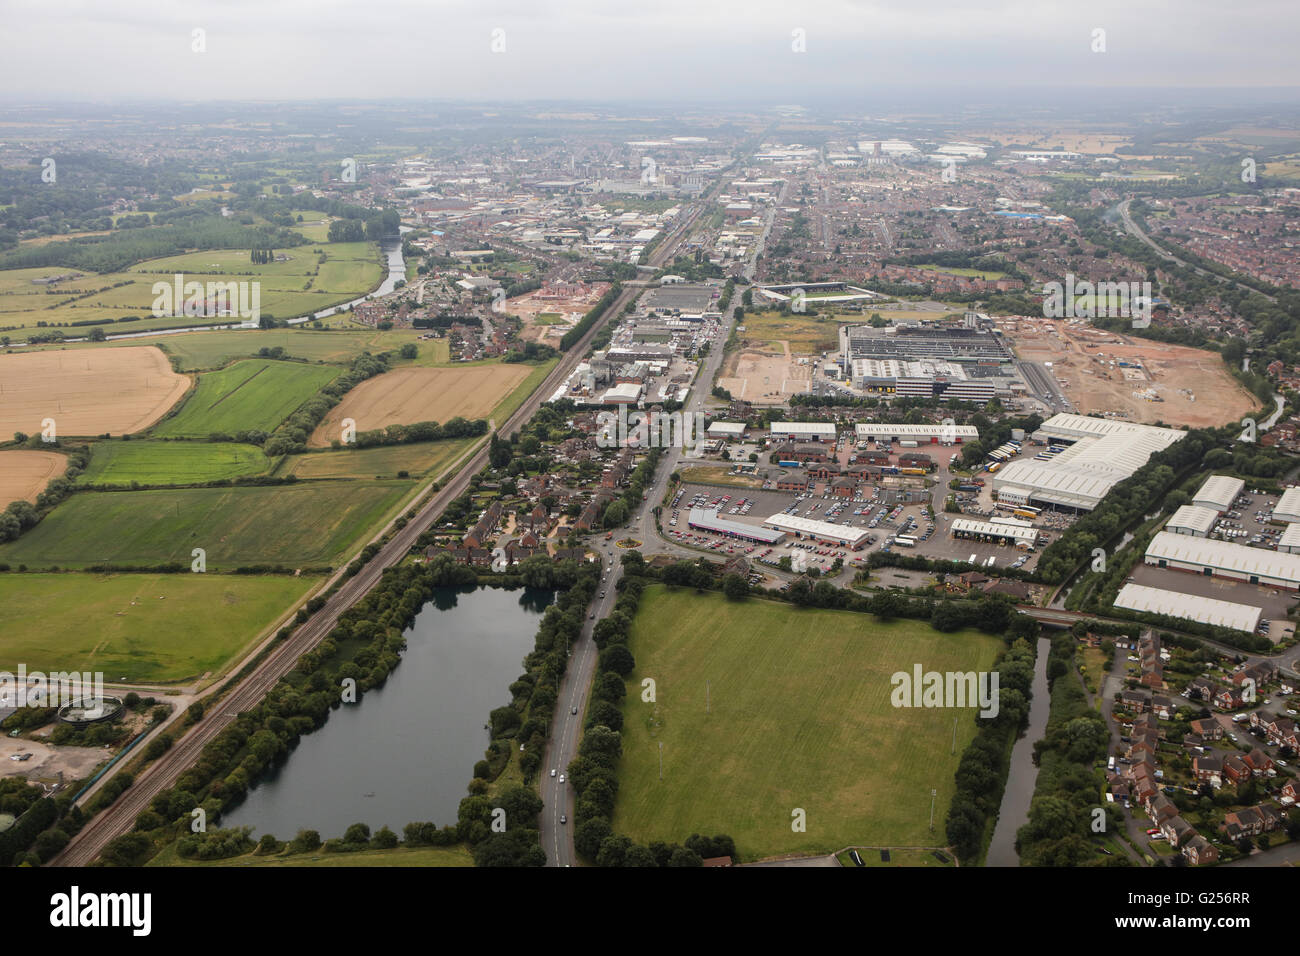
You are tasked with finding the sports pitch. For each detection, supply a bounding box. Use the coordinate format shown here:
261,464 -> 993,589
611,587 -> 1002,862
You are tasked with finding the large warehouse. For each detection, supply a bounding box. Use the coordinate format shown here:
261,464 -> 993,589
1114,583 -> 1262,634
1144,530 -> 1300,591
687,508 -> 786,544
1192,475 -> 1245,514
845,359 -> 995,403
769,422 -> 837,443
993,415 -> 1185,512
762,513 -> 872,550
854,423 -> 980,443
950,517 -> 1036,547
1165,504 -> 1219,537
1274,487 -> 1300,524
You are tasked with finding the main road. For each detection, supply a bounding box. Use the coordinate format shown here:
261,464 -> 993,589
52,194 -> 708,868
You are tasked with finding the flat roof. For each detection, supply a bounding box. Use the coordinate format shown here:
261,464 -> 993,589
1114,583 -> 1261,633
950,518 -> 1036,544
763,513 -> 871,545
1166,504 -> 1220,536
687,508 -> 785,543
707,421 -> 747,435
854,423 -> 980,439
1280,524 -> 1300,549
770,422 -> 837,436
1193,475 -> 1245,511
1146,530 -> 1300,585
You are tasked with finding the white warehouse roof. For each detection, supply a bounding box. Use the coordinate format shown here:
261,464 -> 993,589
1114,583 -> 1261,634
854,423 -> 980,440
1145,531 -> 1300,588
688,508 -> 785,543
770,422 -> 837,438
763,513 -> 871,547
1166,505 -> 1219,536
707,421 -> 747,437
950,518 -> 1036,545
1192,475 -> 1245,513
1275,487 -> 1300,524
1279,523 -> 1300,551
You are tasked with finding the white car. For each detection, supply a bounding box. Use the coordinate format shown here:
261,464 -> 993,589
558,773 -> 566,784
550,768 -> 557,777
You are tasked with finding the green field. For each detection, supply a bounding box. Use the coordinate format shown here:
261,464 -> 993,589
611,587 -> 1002,862
81,441 -> 273,485
490,358 -> 558,423
0,572 -> 319,682
0,480 -> 413,568
153,359 -> 340,437
147,842 -> 472,867
284,438 -> 475,480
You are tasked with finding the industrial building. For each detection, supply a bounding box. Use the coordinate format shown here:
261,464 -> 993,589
706,421 -> 747,440
1274,487 -> 1300,525
854,423 -> 979,443
1144,531 -> 1300,591
1165,504 -> 1219,538
950,517 -> 1037,548
1192,475 -> 1245,514
1279,524 -> 1300,554
687,508 -> 786,544
845,358 -> 996,402
762,513 -> 872,550
769,422 -> 837,443
1114,583 -> 1262,634
993,415 -> 1185,513
838,322 -> 1012,364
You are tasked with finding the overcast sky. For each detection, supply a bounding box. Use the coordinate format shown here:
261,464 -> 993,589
0,0 -> 1296,103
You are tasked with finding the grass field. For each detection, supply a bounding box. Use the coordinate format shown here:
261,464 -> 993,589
611,587 -> 1002,862
147,842 -> 472,867
0,480 -> 413,568
0,242 -> 385,334
309,363 -> 533,446
737,310 -> 848,353
0,572 -> 319,682
0,449 -> 67,502
80,441 -> 273,485
835,847 -> 955,867
0,345 -> 189,437
490,358 -> 557,423
153,359 -> 339,437
284,438 -> 475,480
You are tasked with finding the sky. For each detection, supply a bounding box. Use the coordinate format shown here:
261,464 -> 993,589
0,0 -> 1296,103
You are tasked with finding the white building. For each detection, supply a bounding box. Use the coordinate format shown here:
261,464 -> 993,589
1165,505 -> 1219,538
1279,523 -> 1300,554
769,422 -> 837,443
950,518 -> 1036,547
762,513 -> 871,550
1114,583 -> 1261,634
706,421 -> 747,440
1145,530 -> 1300,591
1274,487 -> 1300,524
1192,475 -> 1245,514
854,423 -> 979,444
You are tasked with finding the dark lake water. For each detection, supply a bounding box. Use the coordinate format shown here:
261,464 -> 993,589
223,585 -> 553,840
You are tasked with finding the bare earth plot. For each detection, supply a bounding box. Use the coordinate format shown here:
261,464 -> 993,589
0,449 -> 66,502
309,364 -> 531,446
0,345 -> 188,437
718,344 -> 811,405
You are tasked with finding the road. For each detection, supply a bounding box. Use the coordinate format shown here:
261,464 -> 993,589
53,196 -> 708,868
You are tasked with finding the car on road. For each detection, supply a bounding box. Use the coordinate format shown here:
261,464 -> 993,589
550,769 -> 556,777
1146,828 -> 1159,835
558,774 -> 565,783
560,815 -> 567,824
571,706 -> 578,715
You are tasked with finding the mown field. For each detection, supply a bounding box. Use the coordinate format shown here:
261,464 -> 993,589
152,359 -> 339,437
0,572 -> 319,683
284,438 -> 474,480
0,449 -> 67,502
0,241 -> 384,334
611,587 -> 1002,862
0,480 -> 413,568
80,440 -> 273,485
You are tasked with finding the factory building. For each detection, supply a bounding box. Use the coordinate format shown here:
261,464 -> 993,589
854,423 -> 979,444
769,422 -> 837,443
950,517 -> 1037,548
1114,583 -> 1262,634
1274,487 -> 1300,525
1145,531 -> 1300,591
1192,475 -> 1245,515
1165,505 -> 1219,538
845,358 -> 995,402
687,508 -> 786,544
762,513 -> 872,550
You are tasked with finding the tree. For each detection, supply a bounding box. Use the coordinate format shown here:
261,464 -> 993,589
721,573 -> 749,600
599,644 -> 635,677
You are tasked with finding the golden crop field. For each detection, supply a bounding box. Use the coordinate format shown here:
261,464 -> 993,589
0,449 -> 67,502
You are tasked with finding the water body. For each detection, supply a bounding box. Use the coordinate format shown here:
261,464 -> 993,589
223,585 -> 553,840
985,635 -> 1052,866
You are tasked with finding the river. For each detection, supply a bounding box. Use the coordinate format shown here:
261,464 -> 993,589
222,584 -> 553,840
985,635 -> 1052,866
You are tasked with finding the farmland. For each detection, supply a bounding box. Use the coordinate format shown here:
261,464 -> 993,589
308,363 -> 533,446
284,438 -> 475,480
152,359 -> 339,438
79,441 -> 272,486
611,587 -> 1002,862
0,449 -> 67,502
0,345 -> 188,437
0,572 -> 320,683
0,480 -> 413,568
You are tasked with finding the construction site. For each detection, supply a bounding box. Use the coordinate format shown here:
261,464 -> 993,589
999,317 -> 1256,429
